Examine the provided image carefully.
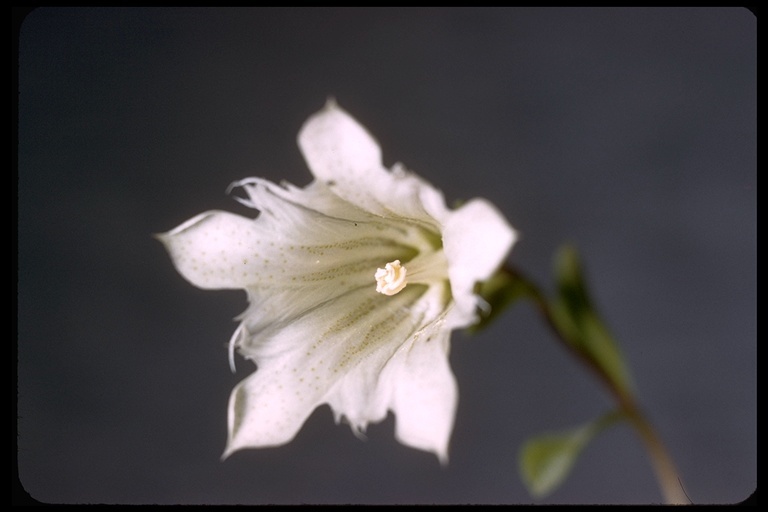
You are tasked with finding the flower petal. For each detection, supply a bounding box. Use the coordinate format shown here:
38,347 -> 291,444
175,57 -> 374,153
322,284 -> 451,434
442,198 -> 518,327
160,180 -> 430,327
226,282 -> 448,456
156,211 -> 263,290
225,178 -> 431,332
384,313 -> 458,463
160,102 -> 518,464
224,355 -> 319,456
297,101 -> 449,229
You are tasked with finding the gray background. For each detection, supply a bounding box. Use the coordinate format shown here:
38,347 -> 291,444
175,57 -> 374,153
16,7 -> 755,505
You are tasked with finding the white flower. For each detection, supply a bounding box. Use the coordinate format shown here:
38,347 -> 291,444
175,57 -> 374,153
158,101 -> 517,463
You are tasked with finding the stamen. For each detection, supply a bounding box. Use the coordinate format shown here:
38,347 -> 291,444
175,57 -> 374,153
375,260 -> 408,296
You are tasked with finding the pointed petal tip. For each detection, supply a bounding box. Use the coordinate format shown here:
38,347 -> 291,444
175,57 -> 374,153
153,231 -> 178,254
220,441 -> 239,461
324,96 -> 339,110
395,430 -> 450,466
305,97 -> 349,130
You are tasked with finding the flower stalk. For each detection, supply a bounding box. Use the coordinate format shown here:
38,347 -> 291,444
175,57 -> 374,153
488,257 -> 686,504
159,101 -> 684,503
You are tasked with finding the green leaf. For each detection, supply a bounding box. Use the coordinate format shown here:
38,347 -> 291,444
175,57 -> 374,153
551,245 -> 633,397
519,410 -> 624,498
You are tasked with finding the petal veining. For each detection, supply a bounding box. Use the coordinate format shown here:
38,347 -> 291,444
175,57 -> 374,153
160,101 -> 517,463
225,282 -> 448,455
298,101 -> 449,229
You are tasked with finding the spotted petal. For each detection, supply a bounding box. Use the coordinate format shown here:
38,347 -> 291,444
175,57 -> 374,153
159,101 -> 517,463
225,282 -> 451,457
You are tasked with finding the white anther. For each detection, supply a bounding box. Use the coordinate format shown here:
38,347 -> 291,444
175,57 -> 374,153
375,260 -> 408,296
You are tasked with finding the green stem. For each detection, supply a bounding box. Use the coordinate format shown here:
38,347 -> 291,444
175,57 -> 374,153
502,264 -> 687,504
622,400 -> 689,504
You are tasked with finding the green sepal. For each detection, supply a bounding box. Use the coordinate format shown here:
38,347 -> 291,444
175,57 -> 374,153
469,267 -> 537,334
550,245 -> 634,397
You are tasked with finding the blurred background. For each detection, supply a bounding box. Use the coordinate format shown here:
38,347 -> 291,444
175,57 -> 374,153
16,7 -> 755,505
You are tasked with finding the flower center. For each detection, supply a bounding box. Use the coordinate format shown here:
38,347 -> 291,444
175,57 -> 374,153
375,260 -> 408,295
